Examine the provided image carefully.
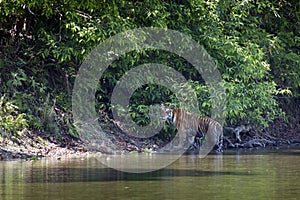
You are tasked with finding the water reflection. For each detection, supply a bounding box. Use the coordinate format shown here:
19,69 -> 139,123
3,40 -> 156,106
0,149 -> 300,200
0,156 -> 251,184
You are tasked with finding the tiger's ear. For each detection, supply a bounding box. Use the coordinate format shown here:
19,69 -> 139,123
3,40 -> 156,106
170,105 -> 175,109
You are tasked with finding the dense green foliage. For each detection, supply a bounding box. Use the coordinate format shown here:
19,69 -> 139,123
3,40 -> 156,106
0,95 -> 28,136
0,0 -> 299,137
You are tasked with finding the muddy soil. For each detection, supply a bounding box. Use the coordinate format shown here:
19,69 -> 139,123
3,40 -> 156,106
1,118 -> 299,161
1,98 -> 299,160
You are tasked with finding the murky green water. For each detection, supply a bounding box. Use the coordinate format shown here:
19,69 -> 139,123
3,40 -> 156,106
1,148 -> 300,200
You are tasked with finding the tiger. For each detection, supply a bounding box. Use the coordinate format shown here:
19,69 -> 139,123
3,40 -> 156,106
160,104 -> 223,152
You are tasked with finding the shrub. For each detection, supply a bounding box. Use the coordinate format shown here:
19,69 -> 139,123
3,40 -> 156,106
0,95 -> 28,136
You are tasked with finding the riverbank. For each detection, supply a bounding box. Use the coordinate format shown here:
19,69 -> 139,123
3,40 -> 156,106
0,131 -> 88,160
1,117 -> 299,161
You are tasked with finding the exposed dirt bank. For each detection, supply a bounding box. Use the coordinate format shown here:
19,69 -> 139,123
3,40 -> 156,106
1,118 -> 299,161
1,98 -> 299,160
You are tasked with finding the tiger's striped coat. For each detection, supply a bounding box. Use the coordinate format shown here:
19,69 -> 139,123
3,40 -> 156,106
161,105 -> 223,151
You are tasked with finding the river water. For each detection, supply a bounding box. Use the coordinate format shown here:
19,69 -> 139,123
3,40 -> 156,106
0,148 -> 299,200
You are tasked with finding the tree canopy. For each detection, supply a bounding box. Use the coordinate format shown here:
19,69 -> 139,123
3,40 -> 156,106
0,0 -> 299,137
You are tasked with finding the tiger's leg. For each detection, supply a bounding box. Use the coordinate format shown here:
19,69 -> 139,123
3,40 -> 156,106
216,136 -> 223,152
215,126 -> 223,152
178,129 -> 185,147
174,127 -> 188,150
207,125 -> 223,152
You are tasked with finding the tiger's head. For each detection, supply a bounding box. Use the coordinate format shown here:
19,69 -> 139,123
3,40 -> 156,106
160,104 -> 175,122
